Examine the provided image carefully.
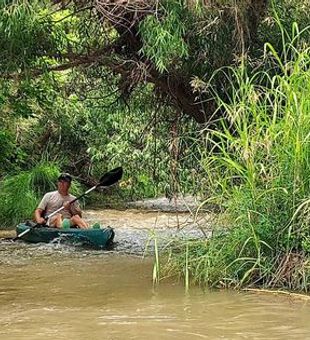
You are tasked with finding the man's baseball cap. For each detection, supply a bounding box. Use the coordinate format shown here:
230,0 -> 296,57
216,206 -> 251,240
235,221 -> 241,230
58,173 -> 72,183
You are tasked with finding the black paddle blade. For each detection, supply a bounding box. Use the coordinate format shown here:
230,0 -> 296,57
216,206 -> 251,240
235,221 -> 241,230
99,167 -> 123,187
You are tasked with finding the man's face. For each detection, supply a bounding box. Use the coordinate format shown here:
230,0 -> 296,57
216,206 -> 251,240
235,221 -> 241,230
57,180 -> 71,192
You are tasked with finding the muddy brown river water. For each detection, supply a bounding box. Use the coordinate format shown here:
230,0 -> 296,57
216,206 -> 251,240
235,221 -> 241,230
1,209 -> 310,339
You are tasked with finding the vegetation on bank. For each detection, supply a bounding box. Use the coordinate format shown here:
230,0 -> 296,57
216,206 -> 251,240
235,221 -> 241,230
1,1 -> 310,292
160,22 -> 310,291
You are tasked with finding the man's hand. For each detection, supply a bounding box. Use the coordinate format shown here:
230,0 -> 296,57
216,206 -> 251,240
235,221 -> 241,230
34,209 -> 47,225
37,217 -> 46,225
63,202 -> 71,210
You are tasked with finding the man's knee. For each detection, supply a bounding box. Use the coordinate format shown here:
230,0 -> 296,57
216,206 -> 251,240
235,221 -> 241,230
50,214 -> 62,228
71,214 -> 81,222
70,214 -> 88,228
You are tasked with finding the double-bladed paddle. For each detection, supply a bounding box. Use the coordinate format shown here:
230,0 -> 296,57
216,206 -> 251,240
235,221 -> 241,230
14,167 -> 123,241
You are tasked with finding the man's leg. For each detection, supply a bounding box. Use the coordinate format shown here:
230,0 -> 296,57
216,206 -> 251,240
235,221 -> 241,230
70,215 -> 89,229
49,214 -> 63,228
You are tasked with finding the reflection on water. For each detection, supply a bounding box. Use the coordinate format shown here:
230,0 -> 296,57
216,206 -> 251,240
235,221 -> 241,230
0,242 -> 310,339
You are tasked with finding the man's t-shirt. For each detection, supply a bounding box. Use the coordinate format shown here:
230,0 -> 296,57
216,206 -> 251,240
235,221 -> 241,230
37,191 -> 80,219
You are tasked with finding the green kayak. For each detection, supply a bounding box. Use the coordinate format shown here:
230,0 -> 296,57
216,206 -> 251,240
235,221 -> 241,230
15,223 -> 114,249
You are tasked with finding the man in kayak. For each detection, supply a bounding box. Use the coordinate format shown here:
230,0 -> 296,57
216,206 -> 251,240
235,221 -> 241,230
34,173 -> 89,229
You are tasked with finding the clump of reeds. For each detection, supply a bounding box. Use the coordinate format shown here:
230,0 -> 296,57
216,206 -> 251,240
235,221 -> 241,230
0,162 -> 59,227
161,20 -> 310,291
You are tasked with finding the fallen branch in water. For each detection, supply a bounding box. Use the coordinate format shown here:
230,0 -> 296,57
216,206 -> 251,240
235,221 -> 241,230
243,288 -> 310,301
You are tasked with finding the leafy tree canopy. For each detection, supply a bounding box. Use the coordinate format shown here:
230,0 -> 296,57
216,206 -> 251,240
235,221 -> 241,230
1,0 -> 309,123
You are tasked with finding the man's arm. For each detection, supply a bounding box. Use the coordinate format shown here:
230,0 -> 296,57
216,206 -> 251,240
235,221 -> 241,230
70,202 -> 82,217
34,193 -> 50,224
34,208 -> 46,224
63,201 -> 82,217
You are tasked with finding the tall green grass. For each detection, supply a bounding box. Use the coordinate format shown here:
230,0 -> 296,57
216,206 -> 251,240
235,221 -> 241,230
0,162 -> 81,228
162,21 -> 310,291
